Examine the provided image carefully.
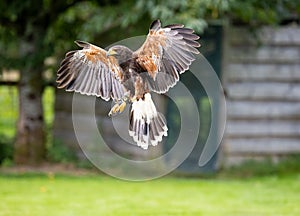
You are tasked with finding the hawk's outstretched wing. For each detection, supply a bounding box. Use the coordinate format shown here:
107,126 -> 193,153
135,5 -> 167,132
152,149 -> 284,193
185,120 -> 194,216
56,40 -> 125,101
133,20 -> 200,93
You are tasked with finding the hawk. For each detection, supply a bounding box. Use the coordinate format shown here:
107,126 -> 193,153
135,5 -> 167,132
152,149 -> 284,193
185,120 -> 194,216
56,20 -> 200,149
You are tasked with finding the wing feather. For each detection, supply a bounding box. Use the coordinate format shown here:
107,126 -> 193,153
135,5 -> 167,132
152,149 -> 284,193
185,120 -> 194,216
56,40 -> 126,101
133,20 -> 200,93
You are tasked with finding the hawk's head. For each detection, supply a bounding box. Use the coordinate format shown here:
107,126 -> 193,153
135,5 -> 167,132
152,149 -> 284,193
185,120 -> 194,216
107,45 -> 133,64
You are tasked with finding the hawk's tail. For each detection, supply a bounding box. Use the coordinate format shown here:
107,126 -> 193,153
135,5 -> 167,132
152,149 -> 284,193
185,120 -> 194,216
129,93 -> 168,149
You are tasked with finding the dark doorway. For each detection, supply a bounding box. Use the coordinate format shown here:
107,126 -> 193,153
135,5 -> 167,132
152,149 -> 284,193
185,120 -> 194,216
164,24 -> 223,174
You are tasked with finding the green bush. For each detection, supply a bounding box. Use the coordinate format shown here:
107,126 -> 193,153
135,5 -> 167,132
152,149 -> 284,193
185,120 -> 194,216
47,139 -> 77,163
0,135 -> 13,165
220,155 -> 300,178
46,139 -> 96,169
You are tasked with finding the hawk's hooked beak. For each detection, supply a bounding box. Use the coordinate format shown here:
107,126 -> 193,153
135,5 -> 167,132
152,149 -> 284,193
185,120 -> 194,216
106,48 -> 118,57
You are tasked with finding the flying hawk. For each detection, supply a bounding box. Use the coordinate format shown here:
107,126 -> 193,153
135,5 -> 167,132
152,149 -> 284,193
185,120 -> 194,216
56,20 -> 200,149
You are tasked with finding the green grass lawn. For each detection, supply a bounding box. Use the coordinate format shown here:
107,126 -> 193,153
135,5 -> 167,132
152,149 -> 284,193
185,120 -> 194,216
0,173 -> 299,216
1,86 -> 299,215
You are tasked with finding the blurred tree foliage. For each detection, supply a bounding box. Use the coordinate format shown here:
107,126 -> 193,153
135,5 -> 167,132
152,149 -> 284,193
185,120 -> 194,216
230,0 -> 300,26
0,0 -> 298,165
1,0 -> 299,71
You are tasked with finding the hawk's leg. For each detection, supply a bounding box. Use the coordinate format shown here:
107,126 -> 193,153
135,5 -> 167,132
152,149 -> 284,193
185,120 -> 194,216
108,100 -> 127,116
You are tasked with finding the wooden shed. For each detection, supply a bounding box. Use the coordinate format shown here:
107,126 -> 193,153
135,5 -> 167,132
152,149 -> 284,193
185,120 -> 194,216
222,25 -> 300,166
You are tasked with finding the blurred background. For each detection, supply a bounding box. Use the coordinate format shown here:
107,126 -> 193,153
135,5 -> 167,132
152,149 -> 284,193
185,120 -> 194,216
1,1 -> 300,215
1,0 -> 300,172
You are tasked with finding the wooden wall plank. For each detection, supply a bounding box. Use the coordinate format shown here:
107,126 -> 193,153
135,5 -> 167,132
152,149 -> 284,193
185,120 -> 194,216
226,82 -> 300,101
226,120 -> 300,138
225,138 -> 300,154
229,46 -> 300,63
227,64 -> 300,82
227,101 -> 300,119
229,27 -> 300,46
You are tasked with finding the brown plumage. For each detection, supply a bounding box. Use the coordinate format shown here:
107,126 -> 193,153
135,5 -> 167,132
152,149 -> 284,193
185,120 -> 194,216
56,19 -> 200,149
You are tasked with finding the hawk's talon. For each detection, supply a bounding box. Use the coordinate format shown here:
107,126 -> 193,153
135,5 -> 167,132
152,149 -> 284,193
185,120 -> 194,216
119,101 -> 127,113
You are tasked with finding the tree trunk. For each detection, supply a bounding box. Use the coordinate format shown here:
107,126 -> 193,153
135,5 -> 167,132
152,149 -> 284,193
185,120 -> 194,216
14,68 -> 45,165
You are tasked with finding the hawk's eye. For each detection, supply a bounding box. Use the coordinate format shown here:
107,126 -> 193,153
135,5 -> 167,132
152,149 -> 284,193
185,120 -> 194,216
107,49 -> 118,57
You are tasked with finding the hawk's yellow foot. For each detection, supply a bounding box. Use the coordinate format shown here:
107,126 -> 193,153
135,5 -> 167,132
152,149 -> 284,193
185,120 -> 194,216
108,101 -> 127,116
